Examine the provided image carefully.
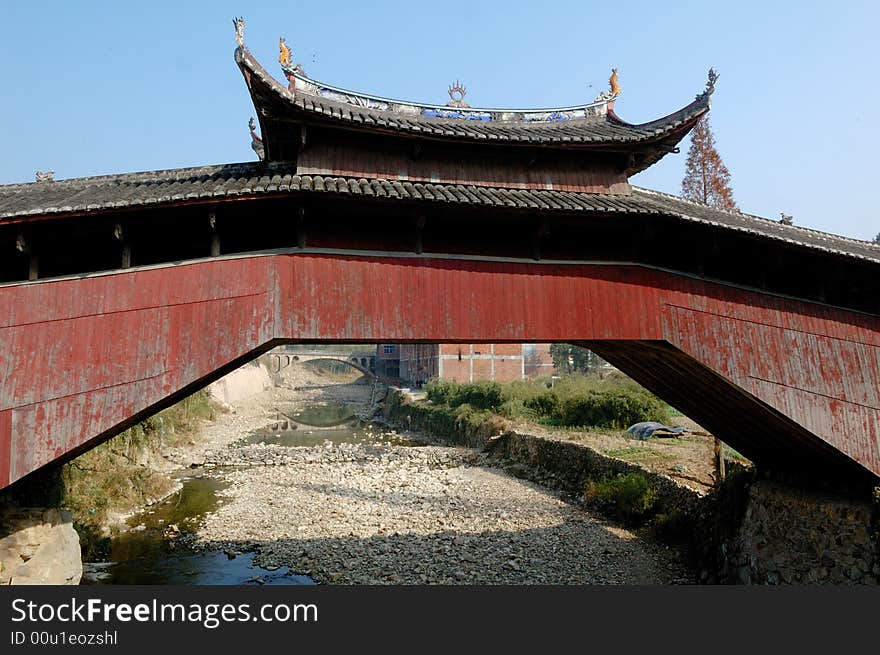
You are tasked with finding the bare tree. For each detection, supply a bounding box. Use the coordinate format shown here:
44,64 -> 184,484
681,115 -> 737,210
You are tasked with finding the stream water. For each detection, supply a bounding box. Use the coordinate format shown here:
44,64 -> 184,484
243,402 -> 420,447
81,401 -> 415,585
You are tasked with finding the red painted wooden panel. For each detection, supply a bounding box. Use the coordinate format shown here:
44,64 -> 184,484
296,143 -> 631,193
0,410 -> 10,488
0,252 -> 878,488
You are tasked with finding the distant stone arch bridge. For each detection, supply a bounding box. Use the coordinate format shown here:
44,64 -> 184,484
268,351 -> 377,378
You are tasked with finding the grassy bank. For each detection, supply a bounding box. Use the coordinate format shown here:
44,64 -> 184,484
60,390 -> 220,557
426,376 -> 671,429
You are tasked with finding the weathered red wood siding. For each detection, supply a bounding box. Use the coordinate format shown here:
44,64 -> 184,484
0,253 -> 877,488
296,143 -> 631,193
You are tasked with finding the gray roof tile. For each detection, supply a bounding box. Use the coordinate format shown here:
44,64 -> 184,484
1,161 -> 876,264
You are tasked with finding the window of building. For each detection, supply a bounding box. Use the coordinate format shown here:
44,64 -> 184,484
383,345 -> 395,355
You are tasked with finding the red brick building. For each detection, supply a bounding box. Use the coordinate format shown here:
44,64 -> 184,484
395,343 -> 555,386
374,343 -> 400,378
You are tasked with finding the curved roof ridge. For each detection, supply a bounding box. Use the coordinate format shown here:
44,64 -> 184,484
633,186 -> 880,248
237,46 -> 708,153
607,96 -> 708,131
287,70 -> 613,117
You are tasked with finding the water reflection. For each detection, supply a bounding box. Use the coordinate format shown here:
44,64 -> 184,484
82,474 -> 314,585
246,402 -> 420,447
290,402 -> 356,427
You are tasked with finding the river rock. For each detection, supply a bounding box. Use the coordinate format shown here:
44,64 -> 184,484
0,507 -> 82,585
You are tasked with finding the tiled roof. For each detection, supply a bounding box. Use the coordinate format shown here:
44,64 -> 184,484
239,48 -> 709,147
632,189 -> 880,263
1,161 -> 877,264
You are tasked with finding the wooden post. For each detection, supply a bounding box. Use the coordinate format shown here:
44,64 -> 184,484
297,207 -> 306,248
114,223 -> 131,269
533,218 -> 550,261
16,233 -> 37,280
209,212 -> 220,257
714,437 -> 726,483
415,215 -> 426,254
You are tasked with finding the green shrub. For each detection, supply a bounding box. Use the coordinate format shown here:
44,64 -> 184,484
498,397 -> 535,420
584,472 -> 658,526
460,381 -> 504,410
426,379 -> 503,410
557,390 -> 669,429
425,376 -> 669,430
652,507 -> 692,537
524,390 -> 561,418
425,379 -> 458,405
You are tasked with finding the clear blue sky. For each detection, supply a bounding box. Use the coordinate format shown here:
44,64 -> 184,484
3,1 -> 878,241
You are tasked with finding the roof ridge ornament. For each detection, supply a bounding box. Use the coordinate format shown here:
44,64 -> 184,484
279,37 -> 291,67
278,36 -> 305,90
697,67 -> 719,102
35,171 -> 54,183
233,17 -> 245,49
249,117 -> 264,161
609,68 -> 621,97
594,68 -> 621,103
446,81 -> 469,108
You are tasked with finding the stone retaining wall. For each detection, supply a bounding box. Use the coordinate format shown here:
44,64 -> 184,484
207,360 -> 273,407
715,478 -> 879,584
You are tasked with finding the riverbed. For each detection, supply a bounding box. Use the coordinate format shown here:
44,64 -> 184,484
85,380 -> 693,585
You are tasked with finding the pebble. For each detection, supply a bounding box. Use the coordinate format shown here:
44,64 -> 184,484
194,440 -> 692,585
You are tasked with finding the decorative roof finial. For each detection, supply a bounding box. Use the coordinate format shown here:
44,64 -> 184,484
279,37 -> 291,67
609,68 -> 621,97
233,17 -> 245,49
697,67 -> 719,101
278,37 -> 305,85
35,171 -> 54,183
594,68 -> 621,102
446,81 -> 469,108
248,117 -> 264,161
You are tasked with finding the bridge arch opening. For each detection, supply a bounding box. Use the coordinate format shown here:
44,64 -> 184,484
2,250 -> 877,496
